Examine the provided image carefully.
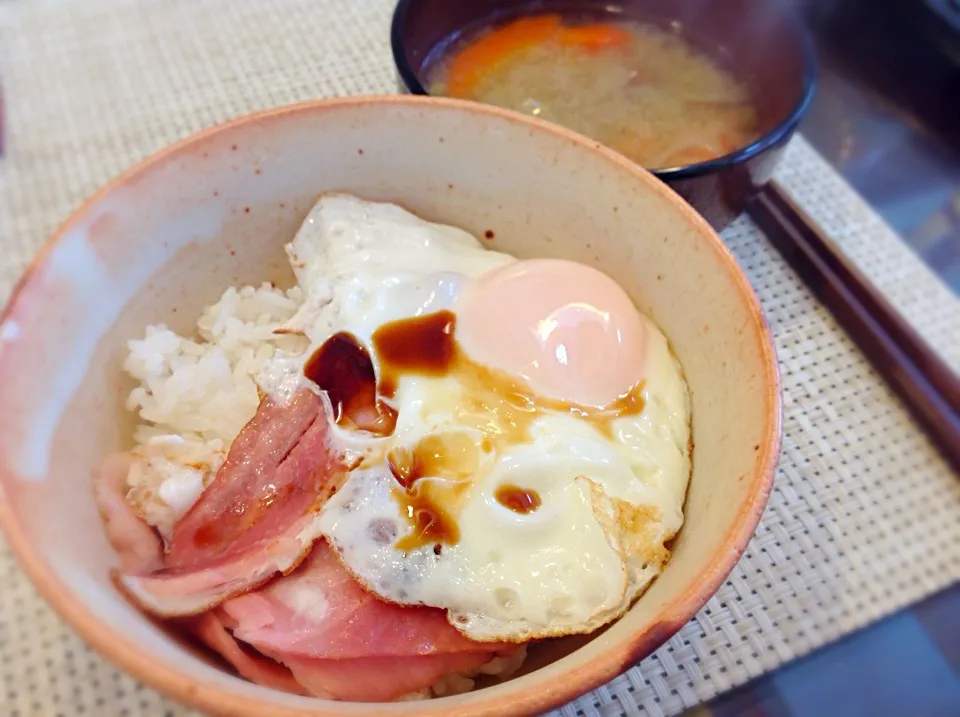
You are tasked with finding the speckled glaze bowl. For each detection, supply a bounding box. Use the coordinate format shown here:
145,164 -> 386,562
0,96 -> 780,716
391,0 -> 816,229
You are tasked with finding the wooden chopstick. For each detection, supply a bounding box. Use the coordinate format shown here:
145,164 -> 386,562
747,182 -> 960,474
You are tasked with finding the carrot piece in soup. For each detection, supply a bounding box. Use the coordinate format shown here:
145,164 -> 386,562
717,131 -> 744,154
615,133 -> 657,165
661,144 -> 720,168
557,24 -> 632,52
444,15 -> 562,98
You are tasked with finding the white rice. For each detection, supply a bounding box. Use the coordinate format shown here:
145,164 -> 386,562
123,283 -> 306,537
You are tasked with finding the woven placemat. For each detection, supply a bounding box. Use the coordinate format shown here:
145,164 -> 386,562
1,1 -> 958,716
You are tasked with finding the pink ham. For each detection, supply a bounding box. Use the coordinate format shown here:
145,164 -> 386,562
220,542 -> 502,659
195,606 -> 492,702
283,652 -> 492,702
120,389 -> 346,616
166,388 -> 333,567
189,544 -> 505,701
95,453 -> 163,574
187,611 -> 306,695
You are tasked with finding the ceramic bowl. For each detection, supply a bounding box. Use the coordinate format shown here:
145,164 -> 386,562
391,0 -> 816,229
0,96 -> 780,716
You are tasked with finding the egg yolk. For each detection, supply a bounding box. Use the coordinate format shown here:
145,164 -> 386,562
455,258 -> 647,407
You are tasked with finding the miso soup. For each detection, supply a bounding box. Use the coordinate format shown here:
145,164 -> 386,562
429,13 -> 760,170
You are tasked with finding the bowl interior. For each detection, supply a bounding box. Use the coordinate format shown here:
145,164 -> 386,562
0,97 -> 779,716
393,0 -> 814,167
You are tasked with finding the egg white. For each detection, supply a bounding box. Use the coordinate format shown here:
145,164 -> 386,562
264,193 -> 692,642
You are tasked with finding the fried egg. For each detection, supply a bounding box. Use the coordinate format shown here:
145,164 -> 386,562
263,194 -> 691,642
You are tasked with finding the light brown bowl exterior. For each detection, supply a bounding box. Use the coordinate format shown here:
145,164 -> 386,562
0,96 -> 781,716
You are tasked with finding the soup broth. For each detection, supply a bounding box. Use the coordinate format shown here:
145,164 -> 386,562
429,13 -> 760,170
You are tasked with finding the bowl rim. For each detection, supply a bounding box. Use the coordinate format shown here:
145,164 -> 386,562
0,94 -> 782,717
389,0 -> 817,179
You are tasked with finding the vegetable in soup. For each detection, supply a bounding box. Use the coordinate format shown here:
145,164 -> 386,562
429,14 -> 760,170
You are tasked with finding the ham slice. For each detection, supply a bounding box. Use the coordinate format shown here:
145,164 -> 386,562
194,609 -> 491,702
283,652 -> 492,702
186,544 -> 503,701
217,543 -> 505,700
96,453 -> 163,574
187,611 -> 306,695
221,542 -> 500,659
120,389 -> 345,616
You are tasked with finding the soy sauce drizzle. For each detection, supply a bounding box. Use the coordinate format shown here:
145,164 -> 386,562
371,310 -> 457,398
495,484 -> 542,514
302,311 -> 469,551
303,333 -> 397,436
393,488 -> 462,552
388,432 -> 478,551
